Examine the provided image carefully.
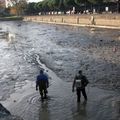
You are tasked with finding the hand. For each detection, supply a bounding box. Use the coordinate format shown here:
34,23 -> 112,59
72,89 -> 74,92
47,84 -> 49,88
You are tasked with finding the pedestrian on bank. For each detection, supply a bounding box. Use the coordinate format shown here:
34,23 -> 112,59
72,70 -> 89,102
36,69 -> 49,100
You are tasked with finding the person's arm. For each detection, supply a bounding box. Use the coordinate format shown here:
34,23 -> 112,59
46,79 -> 49,88
72,79 -> 76,92
36,77 -> 38,91
83,76 -> 89,87
36,81 -> 38,90
45,75 -> 49,88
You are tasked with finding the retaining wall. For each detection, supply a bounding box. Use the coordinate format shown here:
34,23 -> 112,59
24,14 -> 120,29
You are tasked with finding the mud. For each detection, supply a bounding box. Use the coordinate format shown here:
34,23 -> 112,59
0,21 -> 120,120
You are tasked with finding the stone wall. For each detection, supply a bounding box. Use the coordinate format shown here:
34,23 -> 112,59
24,14 -> 120,29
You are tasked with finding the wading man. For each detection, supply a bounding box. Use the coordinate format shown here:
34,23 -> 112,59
36,69 -> 49,100
72,70 -> 89,102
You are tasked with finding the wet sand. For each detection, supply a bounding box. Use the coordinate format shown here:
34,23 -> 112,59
0,21 -> 120,120
1,59 -> 120,120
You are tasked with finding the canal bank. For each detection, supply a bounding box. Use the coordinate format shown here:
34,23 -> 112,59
24,14 -> 120,29
0,21 -> 120,120
1,54 -> 120,120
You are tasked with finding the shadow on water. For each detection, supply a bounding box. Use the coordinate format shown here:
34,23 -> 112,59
72,101 -> 87,120
38,100 -> 51,120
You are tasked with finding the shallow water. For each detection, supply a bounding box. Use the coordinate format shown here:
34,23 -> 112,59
0,21 -> 120,120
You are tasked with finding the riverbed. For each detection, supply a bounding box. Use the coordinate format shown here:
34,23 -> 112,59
0,21 -> 120,120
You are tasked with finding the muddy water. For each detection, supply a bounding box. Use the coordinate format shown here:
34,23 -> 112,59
0,21 -> 120,120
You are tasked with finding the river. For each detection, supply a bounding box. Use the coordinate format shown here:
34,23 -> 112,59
0,21 -> 120,120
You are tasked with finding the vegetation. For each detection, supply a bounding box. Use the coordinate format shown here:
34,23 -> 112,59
10,0 -> 28,15
0,0 -> 28,16
0,0 -> 119,16
0,16 -> 23,21
25,0 -> 120,15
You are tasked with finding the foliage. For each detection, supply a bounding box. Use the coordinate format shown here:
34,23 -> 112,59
74,0 -> 86,6
25,0 -> 119,14
63,0 -> 76,7
11,0 -> 28,15
25,2 -> 36,14
88,0 -> 103,4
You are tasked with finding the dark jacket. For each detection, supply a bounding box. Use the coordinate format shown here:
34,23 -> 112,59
73,74 -> 89,90
36,73 -> 49,90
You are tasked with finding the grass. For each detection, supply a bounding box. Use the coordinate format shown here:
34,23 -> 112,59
0,16 -> 23,21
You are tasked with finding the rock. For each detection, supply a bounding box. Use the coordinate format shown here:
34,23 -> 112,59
0,103 -> 11,117
0,103 -> 23,120
13,100 -> 17,102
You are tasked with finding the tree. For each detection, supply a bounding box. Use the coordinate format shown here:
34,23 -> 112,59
59,0 -> 66,12
74,0 -> 88,13
88,0 -> 104,13
63,0 -> 76,10
52,0 -> 60,11
47,0 -> 56,11
35,2 -> 43,13
26,2 -> 37,15
74,0 -> 85,6
11,0 -> 28,15
41,0 -> 49,13
88,0 -> 103,4
103,0 -> 111,2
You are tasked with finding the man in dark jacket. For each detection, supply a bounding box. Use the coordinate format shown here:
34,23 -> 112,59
36,69 -> 49,100
72,70 -> 89,102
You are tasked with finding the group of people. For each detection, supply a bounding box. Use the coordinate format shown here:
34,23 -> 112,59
36,69 -> 89,102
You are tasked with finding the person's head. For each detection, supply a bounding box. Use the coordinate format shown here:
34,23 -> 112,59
78,70 -> 82,75
40,69 -> 44,74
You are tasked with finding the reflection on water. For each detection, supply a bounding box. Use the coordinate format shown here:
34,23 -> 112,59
39,101 -> 51,120
72,101 -> 87,120
0,21 -> 120,120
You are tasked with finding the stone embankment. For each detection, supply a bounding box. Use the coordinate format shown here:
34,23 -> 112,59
24,14 -> 120,29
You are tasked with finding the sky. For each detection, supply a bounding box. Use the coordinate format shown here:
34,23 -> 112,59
28,0 -> 42,2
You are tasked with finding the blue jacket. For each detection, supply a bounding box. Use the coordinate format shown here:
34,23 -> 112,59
36,73 -> 49,89
37,74 -> 48,81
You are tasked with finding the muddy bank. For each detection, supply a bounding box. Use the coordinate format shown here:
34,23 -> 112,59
1,58 -> 120,120
36,27 -> 120,90
0,21 -> 120,95
0,21 -> 120,120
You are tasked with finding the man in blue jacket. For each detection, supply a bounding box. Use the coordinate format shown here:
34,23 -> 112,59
36,69 -> 49,100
